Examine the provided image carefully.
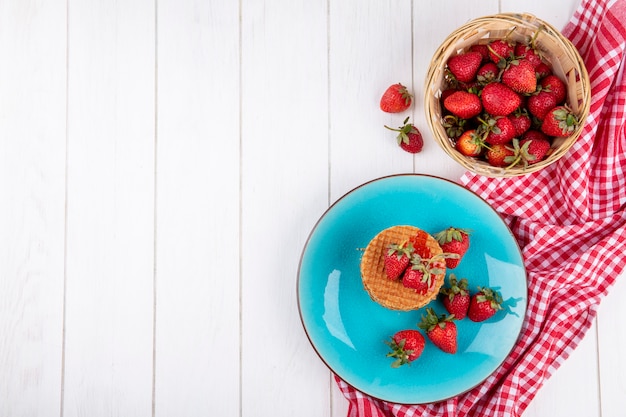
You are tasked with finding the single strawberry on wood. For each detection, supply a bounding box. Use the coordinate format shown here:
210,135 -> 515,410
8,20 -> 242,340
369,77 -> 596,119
440,274 -> 470,320
434,227 -> 471,269
383,241 -> 414,280
418,308 -> 458,354
384,117 -> 424,153
380,83 -> 413,113
385,329 -> 426,367
468,287 -> 504,322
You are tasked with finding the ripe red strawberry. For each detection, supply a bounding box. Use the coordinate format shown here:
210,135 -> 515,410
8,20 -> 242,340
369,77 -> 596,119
514,43 -> 543,68
481,82 -> 521,116
534,62 -> 552,79
402,254 -> 445,295
541,106 -> 579,137
508,109 -> 532,137
501,58 -> 537,94
488,39 -> 515,65
440,274 -> 470,320
527,90 -> 557,120
418,308 -> 457,354
380,83 -> 413,113
447,51 -> 483,83
476,62 -> 500,85
520,133 -> 551,165
485,143 -> 516,167
505,134 -> 551,168
386,329 -> 426,367
455,129 -> 484,157
434,227 -> 470,269
440,88 -> 458,104
443,91 -> 482,119
469,44 -> 490,62
468,287 -> 503,322
383,241 -> 414,280
480,115 -> 516,145
384,117 -> 424,153
539,74 -> 566,104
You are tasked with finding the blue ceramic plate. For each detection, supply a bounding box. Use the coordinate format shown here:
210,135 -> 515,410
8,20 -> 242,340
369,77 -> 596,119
298,174 -> 527,404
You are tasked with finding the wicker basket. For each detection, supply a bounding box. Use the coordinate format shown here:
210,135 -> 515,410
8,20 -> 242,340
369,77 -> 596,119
424,13 -> 590,177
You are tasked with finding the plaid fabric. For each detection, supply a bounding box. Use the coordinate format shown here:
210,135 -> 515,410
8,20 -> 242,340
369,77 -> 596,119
336,0 -> 626,415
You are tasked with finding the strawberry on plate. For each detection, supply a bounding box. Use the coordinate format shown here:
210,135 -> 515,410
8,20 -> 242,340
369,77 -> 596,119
383,241 -> 414,280
434,227 -> 471,269
440,274 -> 470,320
385,329 -> 426,368
380,83 -> 413,113
401,253 -> 446,295
384,117 -> 424,154
418,308 -> 457,354
468,287 -> 504,322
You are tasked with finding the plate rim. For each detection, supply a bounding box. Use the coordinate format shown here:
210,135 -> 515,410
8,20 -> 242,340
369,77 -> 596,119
297,173 -> 527,404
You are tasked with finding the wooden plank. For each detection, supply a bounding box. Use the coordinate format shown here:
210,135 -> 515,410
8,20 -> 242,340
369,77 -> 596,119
597,272 -> 626,417
524,319 -> 600,417
328,0 -> 497,414
0,1 -> 66,416
240,0 -> 330,415
413,0 -> 498,181
63,1 -> 155,415
153,1 -> 240,416
497,2 -> 601,416
499,1 -> 580,29
328,0 -> 415,199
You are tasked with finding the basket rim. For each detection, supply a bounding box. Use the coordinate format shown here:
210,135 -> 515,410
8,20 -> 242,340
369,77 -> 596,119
423,13 -> 591,178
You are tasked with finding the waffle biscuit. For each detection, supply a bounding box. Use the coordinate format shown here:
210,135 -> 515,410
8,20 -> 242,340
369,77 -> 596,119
360,225 -> 445,311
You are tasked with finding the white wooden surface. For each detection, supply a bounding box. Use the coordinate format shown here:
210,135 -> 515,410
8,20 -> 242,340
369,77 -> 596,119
1,0 -> 624,416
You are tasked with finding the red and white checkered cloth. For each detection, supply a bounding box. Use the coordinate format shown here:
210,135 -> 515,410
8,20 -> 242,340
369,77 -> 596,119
336,0 -> 626,415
